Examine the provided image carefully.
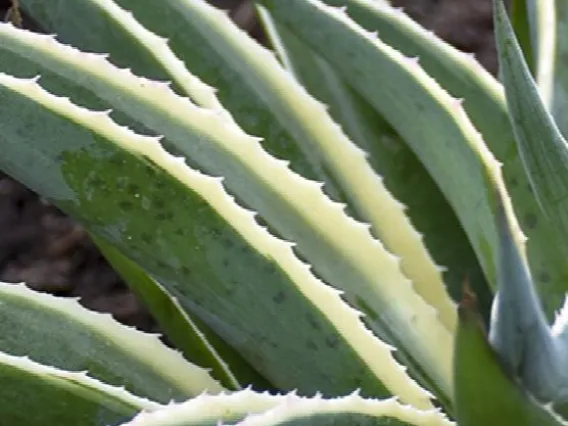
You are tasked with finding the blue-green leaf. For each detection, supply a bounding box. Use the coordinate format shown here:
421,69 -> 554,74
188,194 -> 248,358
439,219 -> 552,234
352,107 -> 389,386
0,351 -> 160,426
455,288 -> 565,426
492,0 -> 568,406
91,235 -> 250,391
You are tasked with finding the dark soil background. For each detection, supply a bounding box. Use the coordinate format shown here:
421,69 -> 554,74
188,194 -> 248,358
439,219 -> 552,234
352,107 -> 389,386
0,0 -> 496,332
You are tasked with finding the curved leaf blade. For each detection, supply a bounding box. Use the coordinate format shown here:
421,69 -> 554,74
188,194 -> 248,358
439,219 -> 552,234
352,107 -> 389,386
0,20 -> 449,403
91,236 -> 245,392
258,0 -> 522,293
552,0 -> 568,139
0,281 -> 222,403
257,5 -> 462,332
309,0 -> 568,316
492,0 -> 568,405
122,389 -> 284,426
0,351 -> 160,426
493,0 -> 568,293
122,391 -> 453,426
455,288 -> 565,426
19,0 -> 327,186
0,72 -> 430,404
510,0 -> 556,104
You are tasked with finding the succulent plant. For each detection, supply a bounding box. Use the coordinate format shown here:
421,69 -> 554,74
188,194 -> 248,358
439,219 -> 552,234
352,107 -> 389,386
0,0 -> 567,424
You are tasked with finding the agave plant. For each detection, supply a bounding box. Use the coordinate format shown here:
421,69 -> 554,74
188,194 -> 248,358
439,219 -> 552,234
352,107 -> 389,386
0,0 -> 567,424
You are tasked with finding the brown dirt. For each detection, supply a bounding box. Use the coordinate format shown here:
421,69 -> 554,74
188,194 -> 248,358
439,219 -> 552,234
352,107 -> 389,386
0,0 -> 498,330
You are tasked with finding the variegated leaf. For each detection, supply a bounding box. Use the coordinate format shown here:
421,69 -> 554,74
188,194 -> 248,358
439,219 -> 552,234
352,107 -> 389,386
305,0 -> 568,316
90,236 -> 247,391
258,0 -> 523,303
0,351 -> 160,425
121,390 -> 453,426
0,71 -> 431,406
456,284 -> 566,426
0,11 -> 451,402
0,281 -> 222,403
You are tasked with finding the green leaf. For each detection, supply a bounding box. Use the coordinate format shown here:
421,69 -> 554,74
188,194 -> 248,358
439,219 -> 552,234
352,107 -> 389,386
0,281 -> 222,403
493,0 -> 568,301
492,0 -> 568,405
91,236 -> 248,392
121,389 -> 282,426
102,0 -> 454,399
0,72 -> 429,404
258,4 -> 474,328
0,2 -> 282,392
306,0 -> 568,317
488,201 -> 561,403
510,0 -> 556,104
510,0 -> 536,74
258,6 -> 463,405
550,0 -> 568,139
18,0 -> 328,187
121,391 -> 454,426
0,15 -> 451,403
454,288 -> 565,426
258,0 -> 522,294
0,351 -> 159,426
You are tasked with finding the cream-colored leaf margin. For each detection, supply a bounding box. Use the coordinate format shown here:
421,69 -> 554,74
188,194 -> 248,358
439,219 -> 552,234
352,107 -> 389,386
83,0 -> 233,120
91,236 -> 242,391
0,72 -> 433,409
233,393 -> 454,426
0,21 -> 453,398
284,0 -> 527,271
83,0 -> 456,333
144,0 -> 457,362
345,0 -> 503,99
529,0 -> 557,106
258,3 -> 457,333
122,388 -> 284,425
122,391 -> 454,426
0,350 -> 161,411
0,281 -> 224,397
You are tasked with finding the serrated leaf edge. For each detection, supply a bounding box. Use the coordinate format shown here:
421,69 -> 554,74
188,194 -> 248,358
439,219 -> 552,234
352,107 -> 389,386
0,280 -> 224,397
0,21 -> 452,399
301,0 -> 528,270
258,1 -> 457,335
122,388 -> 285,425
124,0 -> 455,393
0,349 -> 162,411
0,72 -> 433,409
233,393 -> 453,426
337,0 -> 505,101
122,391 -> 454,426
84,0 -> 233,121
